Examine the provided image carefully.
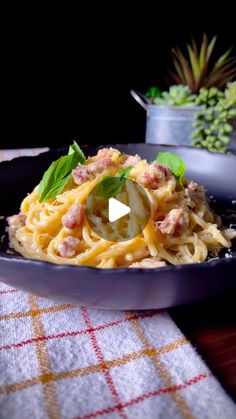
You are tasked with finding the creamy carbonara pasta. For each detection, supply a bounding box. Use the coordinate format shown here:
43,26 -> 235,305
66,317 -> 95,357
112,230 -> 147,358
8,147 -> 236,268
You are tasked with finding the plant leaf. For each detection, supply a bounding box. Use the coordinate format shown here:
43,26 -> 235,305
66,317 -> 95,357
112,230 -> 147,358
167,33 -> 235,93
206,65 -> 236,88
199,33 -> 208,70
116,167 -> 132,179
190,36 -> 199,60
38,141 -> 85,202
195,36 -> 219,92
212,47 -> 233,70
172,48 -> 194,90
94,177 -> 125,200
208,57 -> 236,80
94,167 -> 132,199
155,152 -> 186,188
69,141 -> 86,163
172,59 -> 187,83
206,35 -> 217,62
145,86 -> 162,99
39,173 -> 71,202
187,43 -> 200,82
165,69 -> 182,85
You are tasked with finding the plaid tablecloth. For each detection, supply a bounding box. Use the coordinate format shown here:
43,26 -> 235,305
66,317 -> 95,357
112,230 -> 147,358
0,149 -> 236,419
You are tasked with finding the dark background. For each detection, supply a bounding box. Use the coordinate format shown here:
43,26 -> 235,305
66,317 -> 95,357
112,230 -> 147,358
2,6 -> 236,149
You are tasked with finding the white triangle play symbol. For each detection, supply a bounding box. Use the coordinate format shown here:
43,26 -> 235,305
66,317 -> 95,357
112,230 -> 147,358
108,198 -> 131,222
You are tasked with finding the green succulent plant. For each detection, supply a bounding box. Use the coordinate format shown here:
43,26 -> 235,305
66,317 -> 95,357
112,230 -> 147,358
225,81 -> 236,105
166,34 -> 236,93
194,87 -> 224,107
154,85 -> 196,106
145,86 -> 162,102
192,83 -> 236,153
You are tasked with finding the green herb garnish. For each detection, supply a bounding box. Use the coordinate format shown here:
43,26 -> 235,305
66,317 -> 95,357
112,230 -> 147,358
116,166 -> 132,179
94,167 -> 132,199
155,151 -> 186,188
68,141 -> 86,161
38,141 -> 85,202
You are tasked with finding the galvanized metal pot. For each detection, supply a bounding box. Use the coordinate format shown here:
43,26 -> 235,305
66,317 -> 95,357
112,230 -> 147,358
131,90 -> 201,146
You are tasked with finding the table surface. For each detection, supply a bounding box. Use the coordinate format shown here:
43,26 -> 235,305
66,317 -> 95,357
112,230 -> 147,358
170,292 -> 236,401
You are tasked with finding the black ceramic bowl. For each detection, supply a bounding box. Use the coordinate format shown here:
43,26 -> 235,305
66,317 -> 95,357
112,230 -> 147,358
0,144 -> 235,309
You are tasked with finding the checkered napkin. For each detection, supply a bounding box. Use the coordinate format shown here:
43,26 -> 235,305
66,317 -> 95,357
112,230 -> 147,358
0,149 -> 236,419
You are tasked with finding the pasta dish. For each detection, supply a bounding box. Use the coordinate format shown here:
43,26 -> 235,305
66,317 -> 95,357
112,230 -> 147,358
8,145 -> 236,269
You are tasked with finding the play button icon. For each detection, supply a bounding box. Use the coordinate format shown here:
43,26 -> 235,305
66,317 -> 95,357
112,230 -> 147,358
86,178 -> 151,242
108,198 -> 130,222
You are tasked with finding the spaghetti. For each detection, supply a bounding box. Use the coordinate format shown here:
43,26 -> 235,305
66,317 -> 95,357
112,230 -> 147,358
8,147 -> 236,268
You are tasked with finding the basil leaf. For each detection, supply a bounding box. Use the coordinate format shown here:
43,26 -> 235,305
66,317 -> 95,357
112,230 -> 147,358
116,166 -> 132,179
94,167 -> 132,199
38,141 -> 85,202
94,177 -> 125,199
39,172 -> 71,202
155,152 -> 186,188
69,141 -> 86,163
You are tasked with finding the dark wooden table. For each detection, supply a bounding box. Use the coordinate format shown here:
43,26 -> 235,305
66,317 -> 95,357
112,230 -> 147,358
169,292 -> 236,401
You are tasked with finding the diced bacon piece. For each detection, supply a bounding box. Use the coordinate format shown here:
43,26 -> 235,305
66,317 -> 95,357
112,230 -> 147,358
62,204 -> 85,229
186,181 -> 205,208
88,157 -> 115,174
129,258 -> 166,268
72,157 -> 115,184
140,163 -> 172,190
72,165 -> 89,185
122,154 -> 141,168
57,236 -> 80,257
186,180 -> 199,192
7,214 -> 26,237
158,209 -> 189,236
97,148 -> 119,159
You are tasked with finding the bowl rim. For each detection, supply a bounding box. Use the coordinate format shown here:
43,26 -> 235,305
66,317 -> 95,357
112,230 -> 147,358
0,143 -> 235,274
1,142 -> 236,162
0,250 -> 235,275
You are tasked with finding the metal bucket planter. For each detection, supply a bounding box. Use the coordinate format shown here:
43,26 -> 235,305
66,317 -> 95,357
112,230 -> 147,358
131,91 -> 236,151
131,90 -> 201,146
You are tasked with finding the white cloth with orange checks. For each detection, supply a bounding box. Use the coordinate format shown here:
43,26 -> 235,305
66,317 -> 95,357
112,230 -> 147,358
0,149 -> 236,419
0,284 -> 236,419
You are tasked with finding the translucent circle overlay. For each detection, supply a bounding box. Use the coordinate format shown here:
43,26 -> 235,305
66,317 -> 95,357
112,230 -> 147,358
85,178 -> 151,242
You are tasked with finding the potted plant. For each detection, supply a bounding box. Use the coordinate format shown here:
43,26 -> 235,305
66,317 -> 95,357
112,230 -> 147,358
131,34 -> 236,152
192,83 -> 236,153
